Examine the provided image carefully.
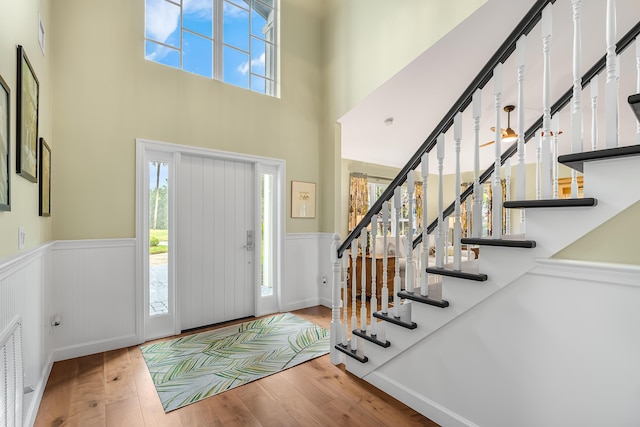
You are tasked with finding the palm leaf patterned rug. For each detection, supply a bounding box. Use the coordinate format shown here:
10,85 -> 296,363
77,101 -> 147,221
141,312 -> 330,412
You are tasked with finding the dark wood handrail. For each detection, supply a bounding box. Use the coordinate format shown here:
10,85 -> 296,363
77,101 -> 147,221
338,0 -> 556,257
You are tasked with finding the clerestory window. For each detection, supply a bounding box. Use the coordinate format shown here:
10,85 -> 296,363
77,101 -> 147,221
145,0 -> 278,96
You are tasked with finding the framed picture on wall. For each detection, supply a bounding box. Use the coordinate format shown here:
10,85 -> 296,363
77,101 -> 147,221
16,45 -> 39,183
291,180 -> 316,218
0,74 -> 10,211
39,138 -> 51,216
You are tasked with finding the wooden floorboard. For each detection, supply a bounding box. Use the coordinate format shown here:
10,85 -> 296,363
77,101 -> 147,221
34,306 -> 439,427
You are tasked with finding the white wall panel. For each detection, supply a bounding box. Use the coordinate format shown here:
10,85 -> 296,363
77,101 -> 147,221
51,239 -> 138,361
367,260 -> 640,427
0,244 -> 53,426
283,233 -> 333,312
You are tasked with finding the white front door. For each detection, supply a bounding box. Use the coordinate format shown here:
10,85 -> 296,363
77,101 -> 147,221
177,155 -> 255,330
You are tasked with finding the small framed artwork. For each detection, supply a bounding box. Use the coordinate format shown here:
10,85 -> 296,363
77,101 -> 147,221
291,180 -> 316,218
39,138 -> 50,217
0,74 -> 10,211
16,45 -> 39,183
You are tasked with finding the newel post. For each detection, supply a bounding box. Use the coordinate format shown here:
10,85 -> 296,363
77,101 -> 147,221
330,233 -> 342,365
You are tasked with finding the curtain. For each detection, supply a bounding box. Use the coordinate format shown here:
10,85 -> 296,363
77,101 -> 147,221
415,181 -> 423,233
348,173 -> 369,232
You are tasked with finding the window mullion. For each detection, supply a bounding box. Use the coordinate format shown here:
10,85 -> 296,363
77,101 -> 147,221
213,0 -> 224,80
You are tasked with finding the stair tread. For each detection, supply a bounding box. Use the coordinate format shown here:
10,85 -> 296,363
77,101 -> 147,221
335,342 -> 368,363
352,329 -> 391,348
504,198 -> 597,209
461,237 -> 536,248
398,290 -> 449,308
558,144 -> 640,172
425,266 -> 488,281
372,311 -> 417,329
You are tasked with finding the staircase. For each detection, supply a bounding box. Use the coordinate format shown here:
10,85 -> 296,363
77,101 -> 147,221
329,1 -> 640,425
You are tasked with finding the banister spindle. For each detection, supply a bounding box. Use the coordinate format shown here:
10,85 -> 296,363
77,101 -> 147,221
360,228 -> 367,332
453,112 -> 462,271
420,153 -> 429,297
436,134 -> 445,266
552,115 -> 560,199
472,89 -> 482,239
636,37 -> 640,144
540,4 -> 553,199
330,234 -> 341,364
536,133 -> 542,200
516,35 -> 526,234
571,0 -> 583,199
370,214 -> 377,336
381,201 -> 389,314
350,240 -> 358,351
393,188 -> 402,318
406,173 -> 415,292
591,75 -> 599,151
492,63 -> 503,239
342,253 -> 348,347
504,158 -> 511,235
605,0 -> 619,148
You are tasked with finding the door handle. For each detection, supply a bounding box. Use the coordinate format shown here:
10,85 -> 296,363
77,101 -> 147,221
244,230 -> 254,251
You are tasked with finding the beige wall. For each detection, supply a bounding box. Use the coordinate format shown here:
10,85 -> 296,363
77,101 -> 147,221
0,0 -> 53,259
49,0 -> 326,241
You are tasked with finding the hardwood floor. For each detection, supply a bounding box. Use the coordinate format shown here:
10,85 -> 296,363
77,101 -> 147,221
34,306 -> 439,427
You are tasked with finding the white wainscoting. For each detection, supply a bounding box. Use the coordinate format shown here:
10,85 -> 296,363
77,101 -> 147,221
366,259 -> 640,427
283,233 -> 334,312
0,243 -> 53,427
52,239 -> 139,362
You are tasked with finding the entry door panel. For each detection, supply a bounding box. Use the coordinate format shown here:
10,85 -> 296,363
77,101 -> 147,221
178,155 -> 254,330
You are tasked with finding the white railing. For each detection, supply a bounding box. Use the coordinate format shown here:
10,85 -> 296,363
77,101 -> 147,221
331,0 -> 640,365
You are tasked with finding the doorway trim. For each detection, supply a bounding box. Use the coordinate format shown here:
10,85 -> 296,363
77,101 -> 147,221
135,138 -> 285,342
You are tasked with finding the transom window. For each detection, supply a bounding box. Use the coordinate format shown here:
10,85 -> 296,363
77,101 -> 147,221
145,0 -> 277,96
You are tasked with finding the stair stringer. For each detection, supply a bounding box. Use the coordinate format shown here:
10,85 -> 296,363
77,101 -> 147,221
344,154 -> 640,378
361,260 -> 640,427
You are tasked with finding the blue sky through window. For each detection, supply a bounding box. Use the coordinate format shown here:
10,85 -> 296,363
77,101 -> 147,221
145,0 -> 275,94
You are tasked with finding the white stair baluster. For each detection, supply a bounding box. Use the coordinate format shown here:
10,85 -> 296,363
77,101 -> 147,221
591,75 -> 599,151
504,158 -> 511,235
516,36 -> 527,234
541,4 -> 553,199
421,153 -> 429,297
350,240 -> 358,351
453,112 -> 462,271
393,187 -> 402,318
605,0 -> 619,149
552,115 -> 561,199
330,234 -> 342,364
536,133 -> 542,201
636,37 -> 640,144
360,228 -> 367,332
571,0 -> 583,199
436,134 -> 445,267
492,63 -> 503,239
342,253 -> 348,347
406,173 -> 415,292
370,214 -> 377,336
381,201 -> 389,314
472,89 -> 483,239
466,197 -> 472,259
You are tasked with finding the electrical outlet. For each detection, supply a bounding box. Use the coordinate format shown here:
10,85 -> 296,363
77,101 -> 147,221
18,227 -> 25,250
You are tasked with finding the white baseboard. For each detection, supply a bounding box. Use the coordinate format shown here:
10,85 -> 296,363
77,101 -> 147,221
281,298 -> 320,313
365,371 -> 478,427
53,334 -> 141,362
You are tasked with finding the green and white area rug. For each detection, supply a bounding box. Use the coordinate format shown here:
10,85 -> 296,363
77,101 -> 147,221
141,313 -> 330,412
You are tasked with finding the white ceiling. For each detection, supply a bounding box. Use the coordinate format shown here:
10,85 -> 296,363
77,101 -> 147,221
339,0 -> 640,175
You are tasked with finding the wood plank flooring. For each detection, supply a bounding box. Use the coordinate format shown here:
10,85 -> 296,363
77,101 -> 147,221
34,306 -> 439,427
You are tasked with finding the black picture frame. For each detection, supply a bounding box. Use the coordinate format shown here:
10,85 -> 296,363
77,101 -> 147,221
0,74 -> 10,211
39,138 -> 51,217
16,45 -> 39,183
